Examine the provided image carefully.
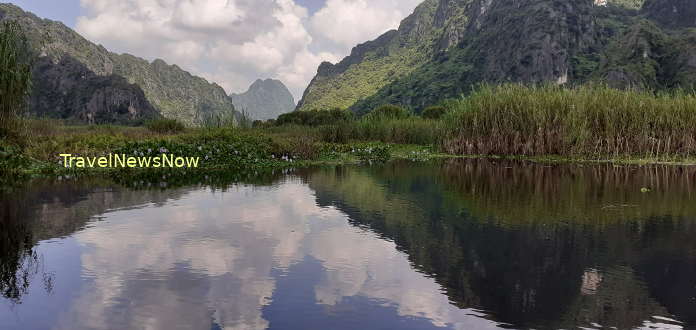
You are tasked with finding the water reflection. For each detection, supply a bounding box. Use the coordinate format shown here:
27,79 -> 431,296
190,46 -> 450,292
0,160 -> 695,329
304,160 -> 696,329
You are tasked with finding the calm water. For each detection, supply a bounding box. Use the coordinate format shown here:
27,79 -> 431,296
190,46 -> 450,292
1,160 -> 696,330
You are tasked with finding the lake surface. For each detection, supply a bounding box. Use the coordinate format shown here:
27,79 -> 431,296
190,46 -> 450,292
1,160 -> 695,330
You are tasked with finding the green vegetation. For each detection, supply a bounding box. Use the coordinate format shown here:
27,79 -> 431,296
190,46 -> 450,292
444,84 -> 696,160
421,106 -> 447,119
295,0 -> 439,112
146,119 -> 186,134
296,47 -> 429,112
0,20 -> 33,142
365,105 -> 411,120
4,83 -> 696,179
276,108 -> 354,126
200,111 -> 240,129
318,117 -> 442,145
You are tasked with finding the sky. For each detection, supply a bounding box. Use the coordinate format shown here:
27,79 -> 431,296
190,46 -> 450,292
6,0 -> 422,101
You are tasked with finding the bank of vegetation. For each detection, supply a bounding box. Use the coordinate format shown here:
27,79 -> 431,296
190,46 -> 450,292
256,84 -> 696,162
4,83 -> 696,179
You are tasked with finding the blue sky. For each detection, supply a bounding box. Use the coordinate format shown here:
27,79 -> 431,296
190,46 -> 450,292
4,0 -> 421,99
6,0 -> 84,26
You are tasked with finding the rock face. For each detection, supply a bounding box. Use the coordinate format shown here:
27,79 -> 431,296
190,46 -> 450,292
0,4 -> 239,125
643,0 -> 696,28
30,55 -> 159,125
297,0 -> 696,114
230,79 -> 295,121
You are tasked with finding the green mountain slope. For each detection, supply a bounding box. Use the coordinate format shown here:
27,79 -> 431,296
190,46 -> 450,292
230,79 -> 295,121
297,0 -> 696,115
0,3 -> 239,125
295,0 -> 440,112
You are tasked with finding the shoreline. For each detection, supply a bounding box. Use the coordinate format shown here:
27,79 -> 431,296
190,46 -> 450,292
4,146 -> 696,183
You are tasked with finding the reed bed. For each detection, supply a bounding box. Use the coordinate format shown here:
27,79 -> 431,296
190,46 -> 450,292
0,21 -> 33,141
444,84 -> 696,159
319,118 -> 444,145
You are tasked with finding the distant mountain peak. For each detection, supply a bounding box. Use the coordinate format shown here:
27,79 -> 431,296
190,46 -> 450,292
230,79 -> 295,121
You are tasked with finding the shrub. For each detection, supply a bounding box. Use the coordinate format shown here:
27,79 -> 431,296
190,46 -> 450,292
421,106 -> 447,119
146,119 -> 186,134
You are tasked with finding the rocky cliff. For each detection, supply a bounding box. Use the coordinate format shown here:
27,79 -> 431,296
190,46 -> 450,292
297,0 -> 696,114
30,55 -> 159,124
0,3 -> 239,125
642,0 -> 696,28
230,79 -> 295,121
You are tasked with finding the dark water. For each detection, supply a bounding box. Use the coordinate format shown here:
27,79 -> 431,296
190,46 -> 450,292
1,160 -> 695,330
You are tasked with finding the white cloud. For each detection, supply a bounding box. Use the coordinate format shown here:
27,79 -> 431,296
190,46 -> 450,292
310,0 -> 421,50
75,0 -> 420,100
172,0 -> 245,31
277,49 -> 339,96
48,180 -> 501,330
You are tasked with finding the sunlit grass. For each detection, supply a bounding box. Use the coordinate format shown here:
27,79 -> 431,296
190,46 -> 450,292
443,84 -> 696,160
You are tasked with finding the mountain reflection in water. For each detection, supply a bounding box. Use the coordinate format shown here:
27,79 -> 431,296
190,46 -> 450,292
1,159 -> 694,330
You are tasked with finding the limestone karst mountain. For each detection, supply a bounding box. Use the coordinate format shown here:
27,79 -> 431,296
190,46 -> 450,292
230,79 -> 295,121
297,0 -> 696,114
0,3 -> 239,125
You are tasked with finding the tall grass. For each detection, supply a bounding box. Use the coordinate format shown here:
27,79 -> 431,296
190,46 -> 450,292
267,112 -> 444,145
444,84 -> 696,159
200,111 -> 239,129
320,118 -> 443,145
146,118 -> 186,134
0,21 -> 33,141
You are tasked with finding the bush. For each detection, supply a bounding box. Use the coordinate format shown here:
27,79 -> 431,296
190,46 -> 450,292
146,119 -> 186,134
366,105 -> 410,120
421,106 -> 447,119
